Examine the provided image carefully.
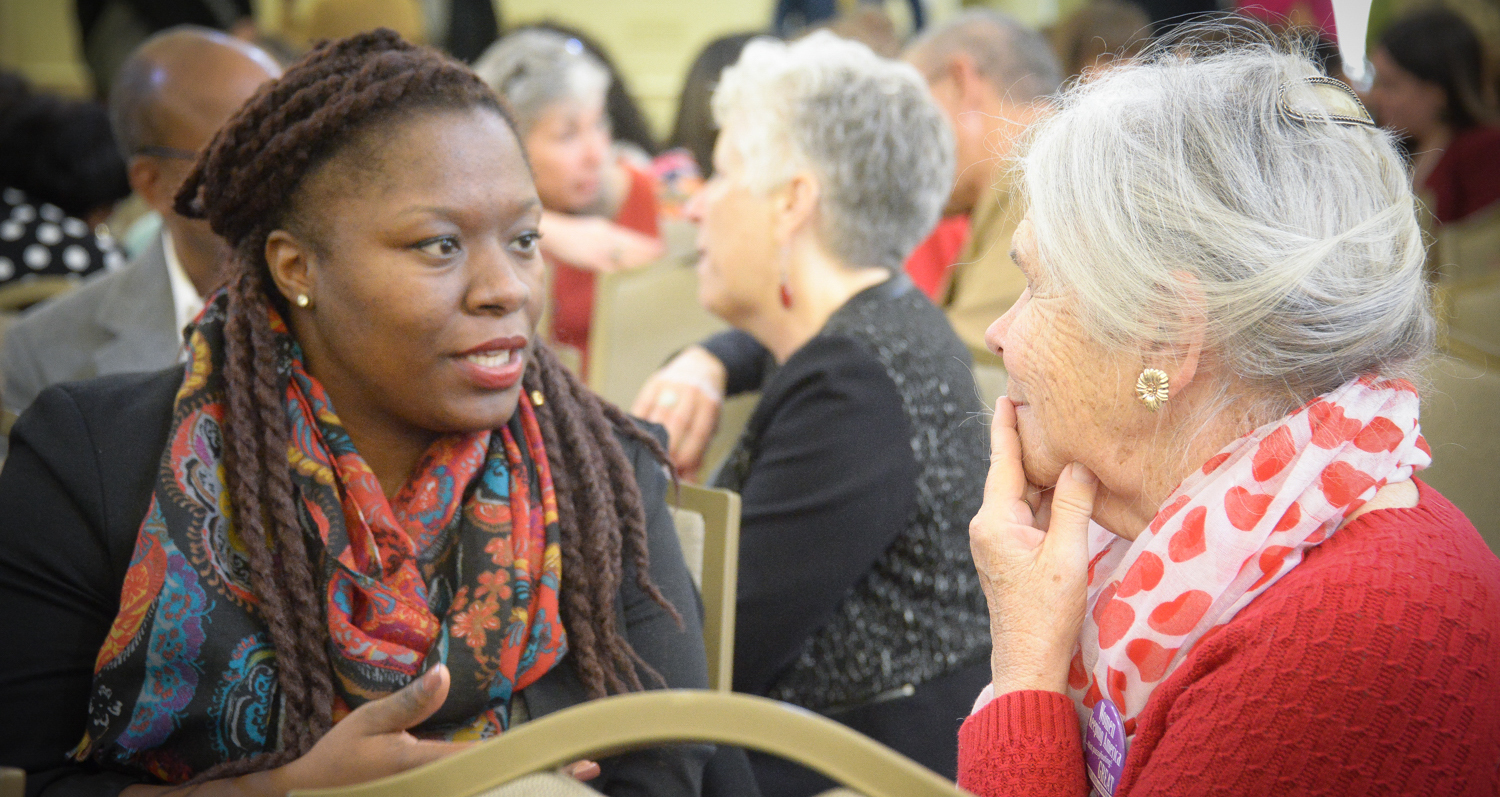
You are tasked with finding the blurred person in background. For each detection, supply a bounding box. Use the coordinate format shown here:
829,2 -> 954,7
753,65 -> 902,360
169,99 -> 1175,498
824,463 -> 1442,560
0,72 -> 129,305
512,22 -> 661,163
812,5 -> 904,57
1368,7 -> 1500,227
1049,0 -> 1154,82
635,32 -> 991,796
903,11 -> 1064,366
774,0 -> 925,38
0,28 -> 279,422
475,29 -> 664,371
669,33 -> 759,180
75,0 -> 255,98
1236,0 -> 1334,39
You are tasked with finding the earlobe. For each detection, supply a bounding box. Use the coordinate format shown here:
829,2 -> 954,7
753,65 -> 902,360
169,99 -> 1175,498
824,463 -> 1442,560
264,230 -> 314,308
1145,273 -> 1207,395
949,53 -> 985,113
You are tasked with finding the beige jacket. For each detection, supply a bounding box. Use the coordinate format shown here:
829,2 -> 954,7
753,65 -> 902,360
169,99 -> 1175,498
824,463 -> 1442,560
941,171 -> 1026,366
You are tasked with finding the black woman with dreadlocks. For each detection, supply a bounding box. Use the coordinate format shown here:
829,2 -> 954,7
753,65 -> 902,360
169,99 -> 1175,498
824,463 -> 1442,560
0,30 -> 720,796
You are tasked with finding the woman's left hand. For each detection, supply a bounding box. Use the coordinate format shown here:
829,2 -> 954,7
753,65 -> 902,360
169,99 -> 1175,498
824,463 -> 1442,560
970,397 -> 1098,695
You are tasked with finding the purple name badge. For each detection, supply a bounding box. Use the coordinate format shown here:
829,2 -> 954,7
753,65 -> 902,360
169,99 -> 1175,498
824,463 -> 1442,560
1084,699 -> 1126,797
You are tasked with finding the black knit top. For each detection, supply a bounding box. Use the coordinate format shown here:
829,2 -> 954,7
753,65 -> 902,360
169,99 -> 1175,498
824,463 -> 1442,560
704,274 -> 991,712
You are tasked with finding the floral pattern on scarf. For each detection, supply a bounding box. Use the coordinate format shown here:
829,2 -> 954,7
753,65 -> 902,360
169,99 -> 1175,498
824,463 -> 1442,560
72,293 -> 566,781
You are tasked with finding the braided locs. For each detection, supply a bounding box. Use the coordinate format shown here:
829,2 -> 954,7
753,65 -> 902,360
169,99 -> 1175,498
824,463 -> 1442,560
174,29 -> 679,777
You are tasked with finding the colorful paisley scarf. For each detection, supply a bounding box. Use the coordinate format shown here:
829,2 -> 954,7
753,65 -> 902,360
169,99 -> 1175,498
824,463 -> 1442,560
72,294 -> 567,782
1063,376 -> 1429,773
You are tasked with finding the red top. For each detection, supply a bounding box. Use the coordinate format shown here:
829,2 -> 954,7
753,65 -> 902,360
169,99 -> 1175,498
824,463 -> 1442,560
1425,126 -> 1500,226
904,215 -> 971,301
549,164 -> 660,367
958,479 -> 1500,796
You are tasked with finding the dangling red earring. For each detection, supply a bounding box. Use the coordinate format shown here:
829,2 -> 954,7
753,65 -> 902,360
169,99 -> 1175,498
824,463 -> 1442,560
779,280 -> 793,309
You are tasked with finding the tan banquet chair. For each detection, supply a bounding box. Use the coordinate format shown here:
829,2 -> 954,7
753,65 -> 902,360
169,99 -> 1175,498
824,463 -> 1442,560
289,691 -> 971,797
586,260 -> 726,410
586,237 -> 758,479
971,362 -> 1007,410
665,483 -> 740,692
1432,202 -> 1500,287
1420,352 -> 1500,555
0,276 -> 78,314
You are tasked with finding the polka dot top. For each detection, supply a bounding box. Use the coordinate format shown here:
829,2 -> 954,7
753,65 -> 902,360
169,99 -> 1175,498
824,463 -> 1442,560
0,186 -> 123,292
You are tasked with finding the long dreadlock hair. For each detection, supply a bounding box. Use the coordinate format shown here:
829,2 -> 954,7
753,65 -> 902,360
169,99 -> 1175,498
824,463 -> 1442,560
173,28 -> 678,778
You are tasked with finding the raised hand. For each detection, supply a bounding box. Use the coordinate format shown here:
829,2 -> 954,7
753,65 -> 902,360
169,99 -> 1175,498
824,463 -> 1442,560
969,398 -> 1098,696
631,346 -> 726,474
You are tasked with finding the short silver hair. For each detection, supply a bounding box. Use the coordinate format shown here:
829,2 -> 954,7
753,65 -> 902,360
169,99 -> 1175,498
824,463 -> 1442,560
472,29 -> 609,134
906,10 -> 1062,103
1019,37 -> 1434,413
713,32 -> 955,270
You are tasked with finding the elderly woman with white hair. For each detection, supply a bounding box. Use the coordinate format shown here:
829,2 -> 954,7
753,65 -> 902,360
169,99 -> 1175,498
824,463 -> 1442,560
634,33 -> 992,795
958,38 -> 1500,796
474,29 -> 664,367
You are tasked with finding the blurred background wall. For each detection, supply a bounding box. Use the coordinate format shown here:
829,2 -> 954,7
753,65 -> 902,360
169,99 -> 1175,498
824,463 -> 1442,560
4,0 -> 1496,137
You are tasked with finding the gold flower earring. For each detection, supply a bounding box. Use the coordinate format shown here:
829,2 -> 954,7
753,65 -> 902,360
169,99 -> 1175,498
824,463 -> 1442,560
1136,368 -> 1169,411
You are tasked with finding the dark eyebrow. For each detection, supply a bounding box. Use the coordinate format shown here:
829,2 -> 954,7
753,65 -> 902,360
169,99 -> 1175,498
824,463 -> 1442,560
397,197 -> 543,220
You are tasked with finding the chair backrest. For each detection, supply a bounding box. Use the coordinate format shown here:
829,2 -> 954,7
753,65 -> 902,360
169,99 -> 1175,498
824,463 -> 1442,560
584,249 -> 760,479
1431,202 -> 1500,366
585,258 -> 728,411
0,766 -> 23,797
667,483 -> 739,692
1433,202 -> 1500,287
971,362 -> 1007,410
667,506 -> 705,585
1420,353 -> 1500,554
0,276 -> 77,313
289,690 -> 970,797
1438,272 -> 1500,367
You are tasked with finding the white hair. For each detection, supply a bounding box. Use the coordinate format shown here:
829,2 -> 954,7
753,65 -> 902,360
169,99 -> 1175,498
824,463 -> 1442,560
1019,37 -> 1434,414
712,31 -> 955,270
472,29 -> 609,134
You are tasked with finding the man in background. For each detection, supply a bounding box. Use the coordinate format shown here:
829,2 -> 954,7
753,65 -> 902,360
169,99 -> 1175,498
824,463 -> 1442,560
904,11 -> 1062,366
1,26 -> 280,429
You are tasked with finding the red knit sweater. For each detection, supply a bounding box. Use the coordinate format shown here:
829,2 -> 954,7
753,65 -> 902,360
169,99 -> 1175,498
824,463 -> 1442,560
958,479 -> 1500,796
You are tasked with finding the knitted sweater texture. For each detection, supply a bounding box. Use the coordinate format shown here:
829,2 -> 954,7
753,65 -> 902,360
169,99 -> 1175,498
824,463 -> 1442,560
958,479 -> 1500,796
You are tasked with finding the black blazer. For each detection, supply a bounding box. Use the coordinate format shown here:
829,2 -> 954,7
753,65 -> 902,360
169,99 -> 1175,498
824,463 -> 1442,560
0,367 -> 728,797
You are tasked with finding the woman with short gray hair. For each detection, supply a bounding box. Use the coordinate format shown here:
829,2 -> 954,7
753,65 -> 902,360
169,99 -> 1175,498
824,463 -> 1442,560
474,29 -> 663,366
635,32 -> 992,795
959,36 -> 1500,796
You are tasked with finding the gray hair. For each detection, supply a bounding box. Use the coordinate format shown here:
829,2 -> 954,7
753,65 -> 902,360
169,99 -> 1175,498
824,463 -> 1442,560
1019,37 -> 1434,415
906,10 -> 1063,103
472,29 -> 610,134
713,32 -> 955,270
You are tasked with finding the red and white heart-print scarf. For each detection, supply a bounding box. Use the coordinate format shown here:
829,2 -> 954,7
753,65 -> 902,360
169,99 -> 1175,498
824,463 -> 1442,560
1070,375 -> 1429,735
